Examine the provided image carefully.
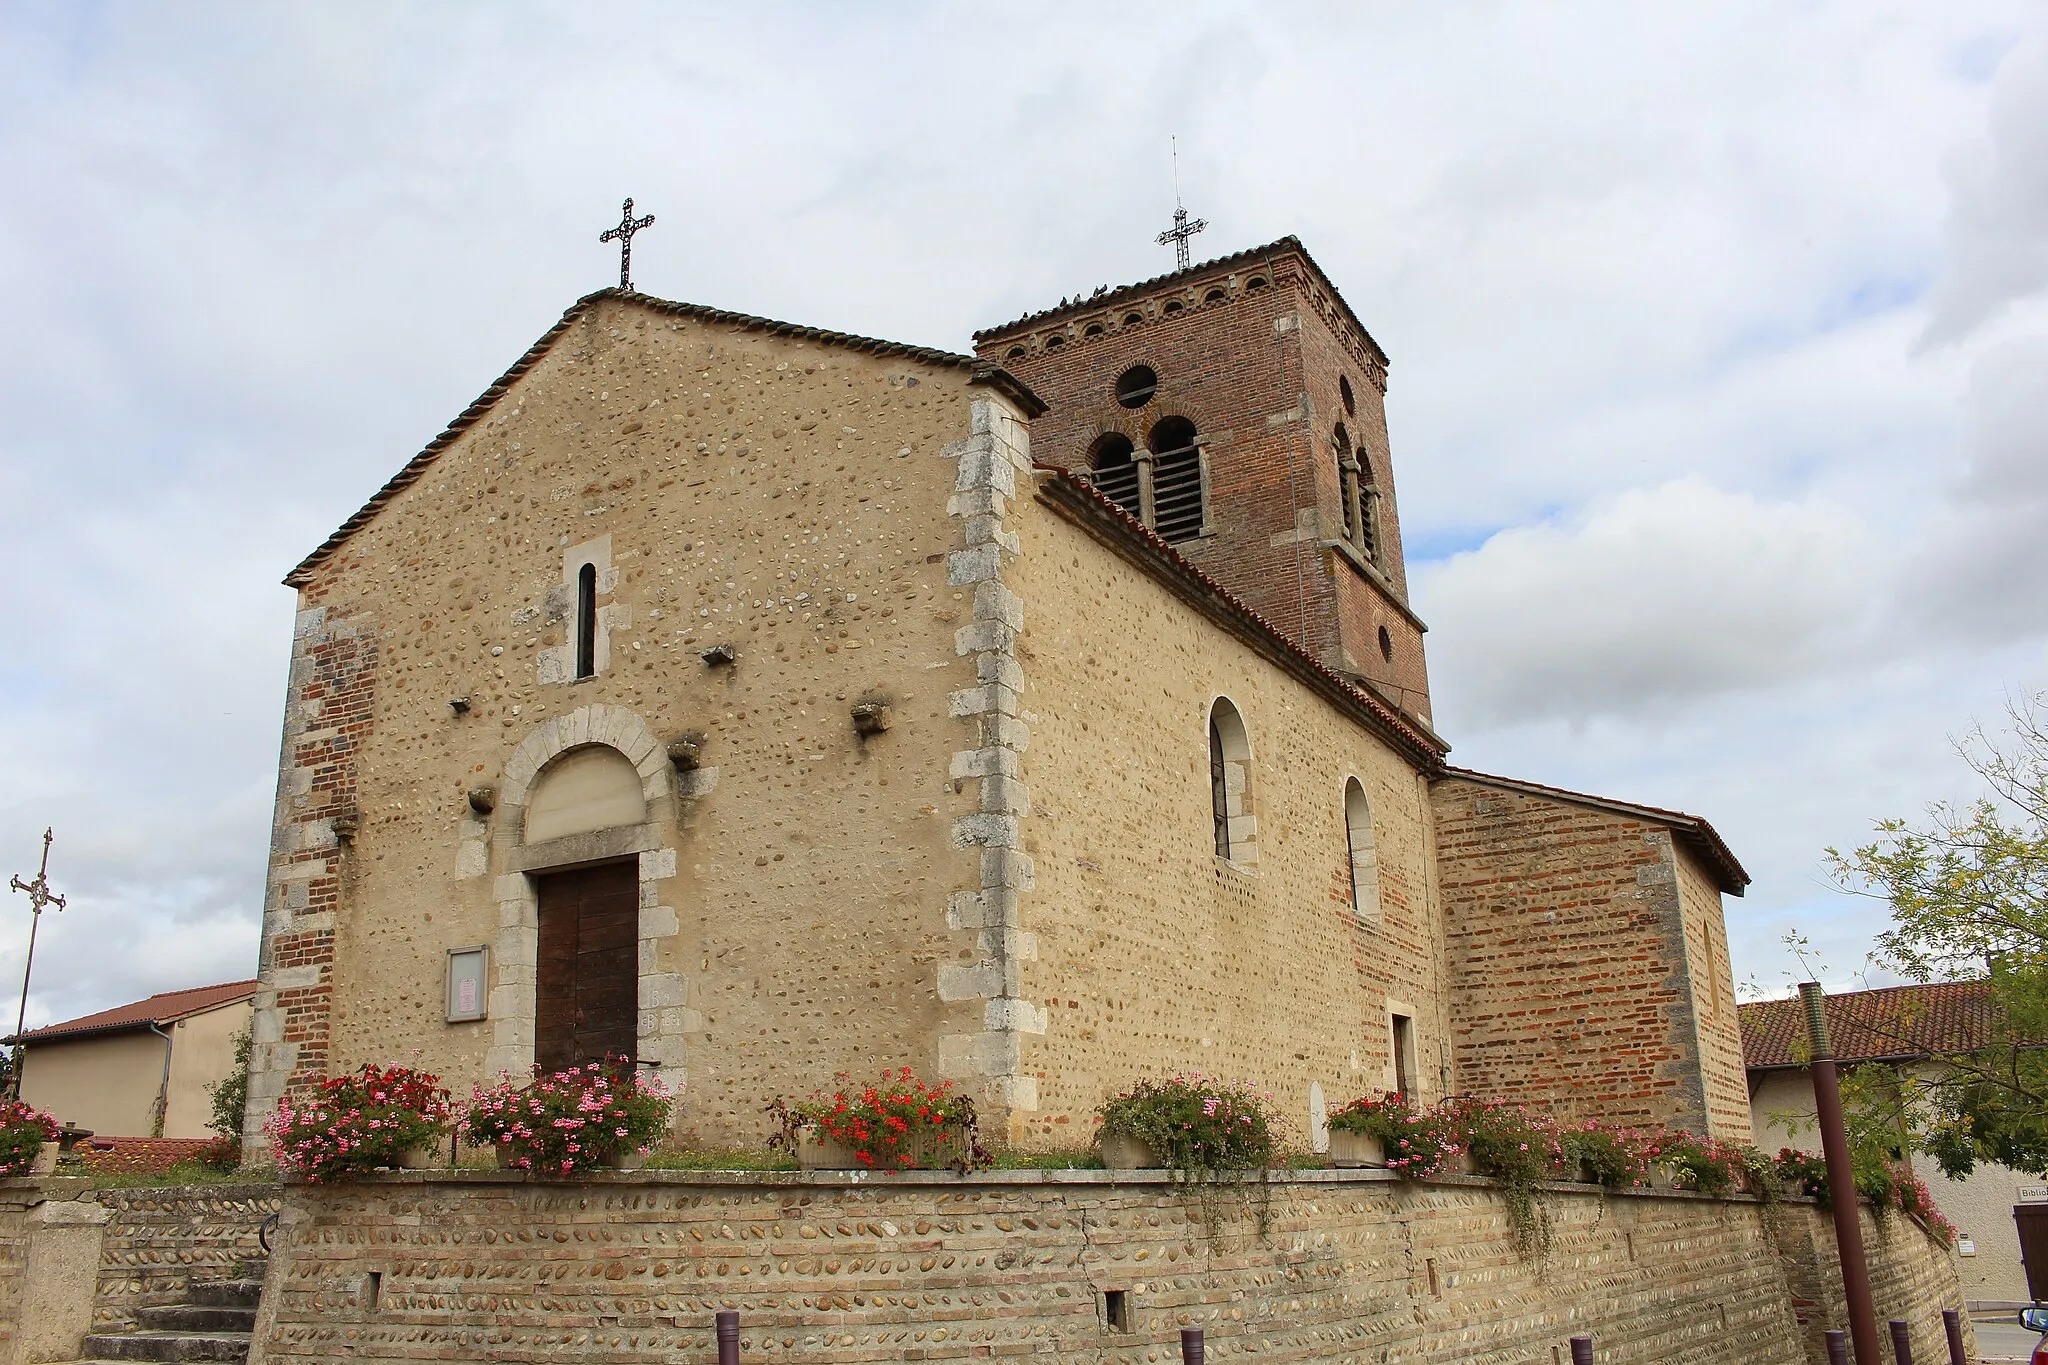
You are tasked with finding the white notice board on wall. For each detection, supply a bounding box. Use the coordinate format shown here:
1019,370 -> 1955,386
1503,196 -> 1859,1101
446,946 -> 488,1022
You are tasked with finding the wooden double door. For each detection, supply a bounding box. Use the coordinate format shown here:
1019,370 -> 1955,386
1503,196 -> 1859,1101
534,861 -> 637,1073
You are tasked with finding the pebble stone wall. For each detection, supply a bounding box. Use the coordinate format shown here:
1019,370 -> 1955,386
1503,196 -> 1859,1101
243,1171 -> 1969,1365
89,1183 -> 279,1331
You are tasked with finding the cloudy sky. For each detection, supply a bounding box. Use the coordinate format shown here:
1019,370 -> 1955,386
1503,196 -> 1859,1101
1,2 -> 2044,1028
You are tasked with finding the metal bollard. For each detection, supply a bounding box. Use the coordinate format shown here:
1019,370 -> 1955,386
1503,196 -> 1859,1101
1180,1327 -> 1205,1365
1889,1319 -> 1913,1365
1570,1336 -> 1594,1365
1942,1310 -> 1966,1365
716,1309 -> 740,1365
1824,1329 -> 1848,1365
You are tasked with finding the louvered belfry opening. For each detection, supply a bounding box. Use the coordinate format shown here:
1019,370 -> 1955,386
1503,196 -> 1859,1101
1088,434 -> 1142,520
1147,416 -> 1204,543
534,860 -> 638,1072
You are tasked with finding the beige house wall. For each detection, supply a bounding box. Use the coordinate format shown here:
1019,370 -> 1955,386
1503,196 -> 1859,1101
161,1001 -> 251,1139
18,1033 -> 163,1137
1004,486 -> 1448,1151
1750,1067 -> 2026,1305
19,999 -> 249,1139
253,297 -> 1045,1146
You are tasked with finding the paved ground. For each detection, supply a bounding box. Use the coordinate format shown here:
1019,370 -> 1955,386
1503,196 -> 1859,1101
1974,1317 -> 2042,1361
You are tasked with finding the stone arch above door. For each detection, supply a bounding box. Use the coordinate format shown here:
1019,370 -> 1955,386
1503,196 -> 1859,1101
482,704 -> 693,1093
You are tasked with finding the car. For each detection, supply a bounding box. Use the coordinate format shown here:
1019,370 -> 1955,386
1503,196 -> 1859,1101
2020,1305 -> 2048,1365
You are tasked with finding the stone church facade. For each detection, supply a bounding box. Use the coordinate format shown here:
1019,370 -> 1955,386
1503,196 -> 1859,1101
246,238 -> 1752,1151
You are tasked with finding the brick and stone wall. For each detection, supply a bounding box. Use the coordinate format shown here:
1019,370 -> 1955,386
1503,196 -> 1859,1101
1006,480 -> 1453,1146
975,244 -> 1432,724
1432,775 -> 1749,1141
244,1171 -> 1968,1365
89,1183 -> 278,1331
1772,1200 -> 1977,1365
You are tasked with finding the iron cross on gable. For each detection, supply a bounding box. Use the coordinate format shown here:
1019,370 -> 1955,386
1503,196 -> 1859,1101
600,198 -> 655,292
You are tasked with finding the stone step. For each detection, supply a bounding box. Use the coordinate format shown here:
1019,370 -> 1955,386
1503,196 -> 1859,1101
187,1280 -> 264,1310
76,1331 -> 252,1363
134,1305 -> 257,1333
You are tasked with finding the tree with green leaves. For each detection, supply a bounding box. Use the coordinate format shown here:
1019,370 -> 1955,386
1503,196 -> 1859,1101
1829,693 -> 2048,1179
206,1028 -> 251,1142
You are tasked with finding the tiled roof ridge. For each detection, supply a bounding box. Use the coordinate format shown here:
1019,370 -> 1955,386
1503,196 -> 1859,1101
1440,766 -> 1750,895
973,235 -> 1390,367
1033,466 -> 1449,770
283,289 -> 1044,588
9,978 -> 260,1044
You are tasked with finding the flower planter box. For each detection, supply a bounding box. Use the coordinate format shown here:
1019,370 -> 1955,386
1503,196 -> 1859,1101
607,1148 -> 649,1171
399,1143 -> 444,1170
796,1130 -> 859,1170
30,1142 -> 57,1176
1327,1130 -> 1386,1168
1447,1151 -> 1480,1177
1098,1133 -> 1160,1170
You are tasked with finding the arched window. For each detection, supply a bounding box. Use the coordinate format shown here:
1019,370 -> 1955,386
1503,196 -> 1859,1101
1344,777 -> 1381,922
1208,699 -> 1255,866
1339,375 -> 1356,417
1087,434 -> 1141,520
574,563 -> 598,679
1147,416 -> 1205,543
1333,424 -> 1357,541
1355,451 -> 1379,560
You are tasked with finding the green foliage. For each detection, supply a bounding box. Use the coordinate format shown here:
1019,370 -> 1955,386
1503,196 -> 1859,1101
1095,1075 -> 1279,1178
766,1068 -> 989,1173
1827,694 -> 2048,1178
1559,1121 -> 1653,1189
1443,1097 -> 1563,1255
205,1029 -> 251,1142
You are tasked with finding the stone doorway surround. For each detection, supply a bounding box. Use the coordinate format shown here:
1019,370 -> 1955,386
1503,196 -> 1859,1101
470,704 -> 693,1096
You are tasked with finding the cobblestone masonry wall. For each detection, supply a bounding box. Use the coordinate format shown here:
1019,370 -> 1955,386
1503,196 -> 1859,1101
249,295 -> 1036,1147
89,1184 -> 279,1331
1004,484 -> 1451,1147
975,246 -> 1430,723
1770,1201 -> 1977,1365
0,1185 -> 28,1364
243,1172 -> 1968,1365
1431,776 -> 1747,1141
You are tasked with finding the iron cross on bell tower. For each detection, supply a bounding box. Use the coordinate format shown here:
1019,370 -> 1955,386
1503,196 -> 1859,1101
600,198 -> 655,291
1156,140 -> 1206,270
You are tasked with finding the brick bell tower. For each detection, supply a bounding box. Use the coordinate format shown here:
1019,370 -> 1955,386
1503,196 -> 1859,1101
973,236 -> 1433,726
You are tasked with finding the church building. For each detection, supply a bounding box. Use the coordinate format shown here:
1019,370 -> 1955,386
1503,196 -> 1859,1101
246,237 -> 1753,1151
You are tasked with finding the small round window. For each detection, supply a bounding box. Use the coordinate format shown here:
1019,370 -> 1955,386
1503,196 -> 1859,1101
1114,365 -> 1158,410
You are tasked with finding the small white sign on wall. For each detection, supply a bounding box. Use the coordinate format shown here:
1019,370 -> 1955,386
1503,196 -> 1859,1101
446,946 -> 488,1023
2019,1185 -> 2048,1204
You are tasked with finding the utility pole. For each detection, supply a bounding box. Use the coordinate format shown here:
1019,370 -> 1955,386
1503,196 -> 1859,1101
1801,981 -> 1881,1365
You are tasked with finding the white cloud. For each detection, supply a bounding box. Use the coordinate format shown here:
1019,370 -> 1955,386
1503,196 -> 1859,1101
1418,479 -> 1881,728
1921,37 -> 2048,344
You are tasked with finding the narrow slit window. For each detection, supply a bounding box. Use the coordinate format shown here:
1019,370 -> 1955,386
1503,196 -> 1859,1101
1391,1014 -> 1416,1098
575,562 -> 598,679
1334,425 -> 1357,541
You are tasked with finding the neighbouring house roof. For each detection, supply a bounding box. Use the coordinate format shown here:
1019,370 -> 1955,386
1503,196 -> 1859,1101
1740,980 -> 2003,1070
283,289 -> 1045,588
5,979 -> 259,1046
1440,767 -> 1751,896
971,235 -> 1392,370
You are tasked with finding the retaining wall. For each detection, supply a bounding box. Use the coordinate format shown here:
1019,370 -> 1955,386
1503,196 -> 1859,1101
90,1183 -> 278,1330
247,1170 -> 1972,1365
